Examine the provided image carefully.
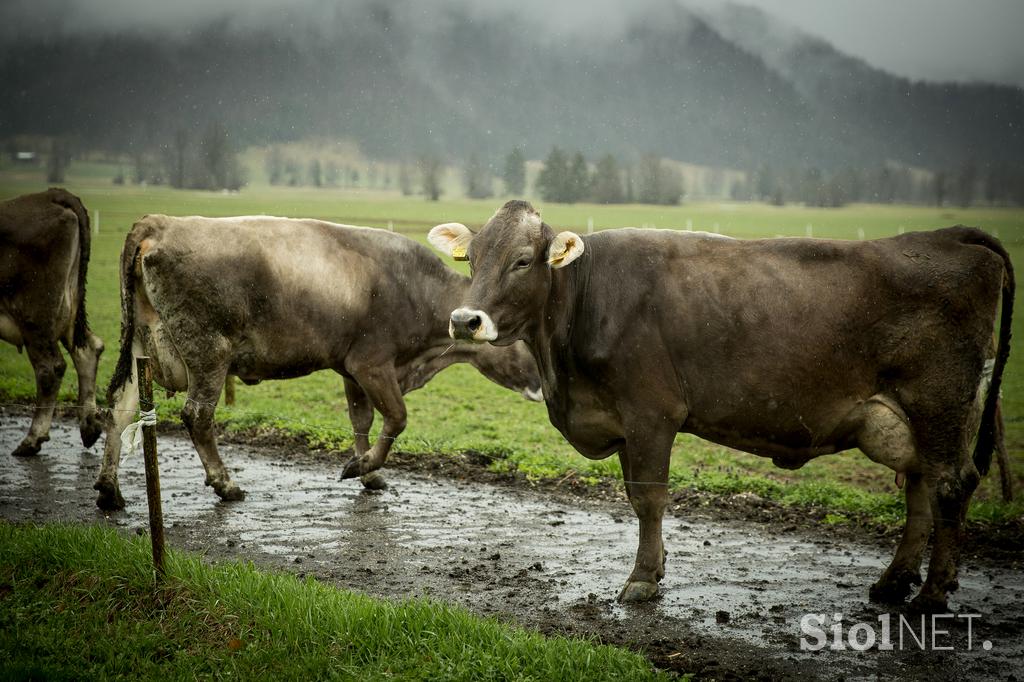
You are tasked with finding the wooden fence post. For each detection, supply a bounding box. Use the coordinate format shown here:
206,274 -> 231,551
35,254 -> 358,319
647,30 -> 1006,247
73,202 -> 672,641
137,356 -> 166,579
224,374 -> 236,406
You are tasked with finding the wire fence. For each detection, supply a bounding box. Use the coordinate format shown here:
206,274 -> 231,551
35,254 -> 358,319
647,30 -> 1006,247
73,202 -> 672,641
0,398 -> 669,485
0,400 -> 399,443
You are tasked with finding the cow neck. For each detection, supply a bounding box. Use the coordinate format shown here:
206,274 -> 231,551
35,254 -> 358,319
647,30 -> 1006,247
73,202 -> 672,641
396,268 -> 487,389
531,243 -> 593,401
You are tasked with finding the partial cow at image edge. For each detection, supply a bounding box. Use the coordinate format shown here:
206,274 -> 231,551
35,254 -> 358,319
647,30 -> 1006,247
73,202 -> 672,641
0,187 -> 104,457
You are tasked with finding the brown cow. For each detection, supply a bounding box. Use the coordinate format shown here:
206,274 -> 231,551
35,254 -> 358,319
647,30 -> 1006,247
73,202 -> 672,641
430,200 -> 1013,612
99,215 -> 541,510
0,188 -> 104,456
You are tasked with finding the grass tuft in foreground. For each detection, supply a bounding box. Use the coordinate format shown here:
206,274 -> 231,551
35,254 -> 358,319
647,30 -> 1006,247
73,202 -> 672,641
0,522 -> 664,681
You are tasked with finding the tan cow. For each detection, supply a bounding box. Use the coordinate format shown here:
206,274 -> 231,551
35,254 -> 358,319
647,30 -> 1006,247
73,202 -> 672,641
99,215 -> 541,510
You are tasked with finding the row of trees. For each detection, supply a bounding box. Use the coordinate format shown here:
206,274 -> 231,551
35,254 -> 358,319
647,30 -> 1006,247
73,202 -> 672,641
22,130 -> 1020,208
309,147 -> 678,205
115,122 -> 247,191
733,159 -> 1023,208
460,147 -> 1023,208
265,148 -> 407,190
113,133 -> 1024,208
263,149 -> 448,201
531,147 -> 683,205
458,147 -> 685,206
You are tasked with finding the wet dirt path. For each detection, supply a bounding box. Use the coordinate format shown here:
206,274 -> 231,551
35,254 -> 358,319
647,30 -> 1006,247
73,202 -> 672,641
2,416 -> 1022,680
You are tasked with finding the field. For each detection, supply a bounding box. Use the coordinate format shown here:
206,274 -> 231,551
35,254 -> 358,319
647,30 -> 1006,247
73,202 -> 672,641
2,164 -> 1023,526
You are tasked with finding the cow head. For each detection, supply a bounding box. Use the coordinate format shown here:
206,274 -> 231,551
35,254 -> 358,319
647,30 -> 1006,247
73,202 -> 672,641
429,200 -> 583,345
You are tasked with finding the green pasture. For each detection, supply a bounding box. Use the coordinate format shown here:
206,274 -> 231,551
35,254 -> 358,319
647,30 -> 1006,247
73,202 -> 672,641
0,522 -> 663,680
2,165 -> 1023,525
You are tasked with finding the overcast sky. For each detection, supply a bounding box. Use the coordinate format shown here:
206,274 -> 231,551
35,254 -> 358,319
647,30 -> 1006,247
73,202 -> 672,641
3,0 -> 1023,88
711,0 -> 1024,87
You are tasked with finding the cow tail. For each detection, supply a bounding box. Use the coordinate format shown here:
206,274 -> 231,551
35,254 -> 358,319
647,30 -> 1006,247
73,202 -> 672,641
106,225 -> 145,405
965,230 -> 1014,477
993,401 -> 1014,501
49,188 -> 92,349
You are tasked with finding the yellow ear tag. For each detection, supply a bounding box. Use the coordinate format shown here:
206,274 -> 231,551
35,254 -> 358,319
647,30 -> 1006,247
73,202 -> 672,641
451,245 -> 469,261
547,238 -> 574,266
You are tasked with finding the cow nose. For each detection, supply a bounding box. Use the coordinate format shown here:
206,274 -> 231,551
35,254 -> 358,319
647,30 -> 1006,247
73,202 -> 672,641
450,309 -> 481,339
450,307 -> 498,341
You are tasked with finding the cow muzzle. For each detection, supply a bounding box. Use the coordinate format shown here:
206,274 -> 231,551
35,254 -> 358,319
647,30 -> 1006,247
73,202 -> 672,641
522,386 -> 544,402
449,307 -> 498,342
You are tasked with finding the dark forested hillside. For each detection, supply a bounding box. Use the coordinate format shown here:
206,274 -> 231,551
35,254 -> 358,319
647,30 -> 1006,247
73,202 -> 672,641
701,3 -> 1024,172
1,0 -> 1021,174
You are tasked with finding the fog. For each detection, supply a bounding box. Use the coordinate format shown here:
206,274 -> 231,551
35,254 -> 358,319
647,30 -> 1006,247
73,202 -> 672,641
3,0 -> 1022,86
722,0 -> 1024,87
0,0 -> 674,41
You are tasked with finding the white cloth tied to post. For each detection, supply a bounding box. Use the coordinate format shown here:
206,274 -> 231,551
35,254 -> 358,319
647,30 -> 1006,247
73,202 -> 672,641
121,409 -> 158,457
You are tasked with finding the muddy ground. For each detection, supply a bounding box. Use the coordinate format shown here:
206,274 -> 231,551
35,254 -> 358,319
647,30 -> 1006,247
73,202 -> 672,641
1,414 -> 1022,681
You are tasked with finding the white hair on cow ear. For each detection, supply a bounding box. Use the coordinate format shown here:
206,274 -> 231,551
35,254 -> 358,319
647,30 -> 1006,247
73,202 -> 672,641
428,222 -> 474,261
547,231 -> 584,269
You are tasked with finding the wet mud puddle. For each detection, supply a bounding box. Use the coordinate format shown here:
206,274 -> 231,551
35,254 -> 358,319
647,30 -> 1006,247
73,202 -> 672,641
2,416 -> 1022,680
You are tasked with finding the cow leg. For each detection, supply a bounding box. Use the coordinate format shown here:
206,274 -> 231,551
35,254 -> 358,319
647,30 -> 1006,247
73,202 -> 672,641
340,365 -> 406,480
95,354 -> 138,510
181,369 -> 244,502
869,473 -> 930,603
854,397 -> 930,603
63,329 -> 104,448
13,338 -> 66,457
342,376 -> 387,490
910,456 -> 979,613
616,427 -> 673,603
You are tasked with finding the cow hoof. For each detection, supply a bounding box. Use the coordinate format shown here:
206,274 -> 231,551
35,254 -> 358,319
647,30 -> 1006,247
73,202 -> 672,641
341,457 -> 366,480
908,592 -> 948,614
360,471 -> 388,490
215,484 -> 246,502
12,441 -> 42,458
617,580 -> 659,603
869,572 -> 920,604
94,479 -> 126,511
80,417 -> 104,448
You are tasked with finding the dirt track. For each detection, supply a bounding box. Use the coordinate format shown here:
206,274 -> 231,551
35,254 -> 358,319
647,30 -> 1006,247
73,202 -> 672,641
2,415 -> 1023,680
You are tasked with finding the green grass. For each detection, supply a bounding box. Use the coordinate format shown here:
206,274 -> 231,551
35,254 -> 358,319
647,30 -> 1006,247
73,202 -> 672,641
0,522 -> 663,681
2,163 -> 1023,526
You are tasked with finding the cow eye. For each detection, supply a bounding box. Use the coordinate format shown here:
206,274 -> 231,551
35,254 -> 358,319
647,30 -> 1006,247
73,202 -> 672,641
513,258 -> 532,270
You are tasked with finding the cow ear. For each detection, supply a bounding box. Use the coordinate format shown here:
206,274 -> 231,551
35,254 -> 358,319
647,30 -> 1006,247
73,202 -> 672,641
428,222 -> 473,261
547,231 -> 584,269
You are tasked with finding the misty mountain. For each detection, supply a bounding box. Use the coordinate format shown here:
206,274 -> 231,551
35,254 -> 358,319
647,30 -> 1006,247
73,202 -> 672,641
701,3 -> 1024,172
1,0 -> 1020,174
